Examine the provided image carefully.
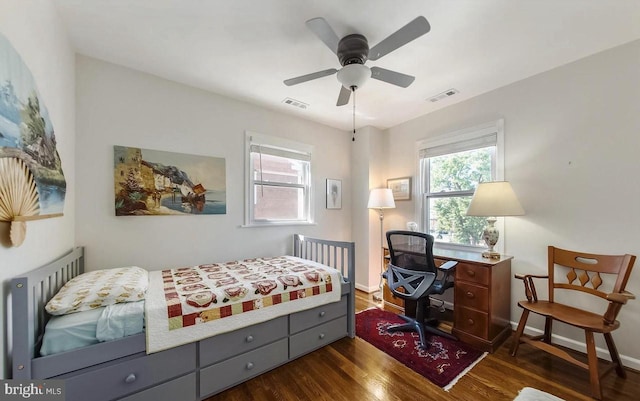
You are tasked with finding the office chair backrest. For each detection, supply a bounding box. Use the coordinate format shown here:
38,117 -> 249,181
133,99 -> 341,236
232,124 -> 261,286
386,230 -> 436,273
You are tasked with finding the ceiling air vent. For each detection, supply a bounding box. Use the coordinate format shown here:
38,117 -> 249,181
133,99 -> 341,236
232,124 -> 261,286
427,88 -> 459,103
282,97 -> 308,110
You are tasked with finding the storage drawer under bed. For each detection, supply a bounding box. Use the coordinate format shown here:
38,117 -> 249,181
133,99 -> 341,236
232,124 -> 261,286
199,338 -> 288,397
118,372 -> 196,401
58,343 -> 196,401
289,296 -> 347,334
289,315 -> 348,359
199,315 -> 288,367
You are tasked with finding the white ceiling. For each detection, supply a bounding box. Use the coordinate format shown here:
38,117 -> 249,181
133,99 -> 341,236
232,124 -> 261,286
53,0 -> 640,131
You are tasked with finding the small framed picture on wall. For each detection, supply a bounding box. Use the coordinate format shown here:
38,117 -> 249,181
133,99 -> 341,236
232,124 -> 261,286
387,177 -> 411,201
326,179 -> 342,209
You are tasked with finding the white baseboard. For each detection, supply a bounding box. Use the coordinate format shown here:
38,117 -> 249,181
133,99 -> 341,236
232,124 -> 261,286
355,283 -> 377,293
512,322 -> 640,371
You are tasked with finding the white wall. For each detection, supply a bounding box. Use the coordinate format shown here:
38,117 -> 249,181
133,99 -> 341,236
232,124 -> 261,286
384,39 -> 640,368
75,56 -> 352,272
0,0 -> 76,379
350,126 -> 390,292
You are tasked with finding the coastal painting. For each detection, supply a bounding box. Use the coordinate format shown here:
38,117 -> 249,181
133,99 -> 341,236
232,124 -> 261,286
0,32 -> 66,217
114,146 -> 226,216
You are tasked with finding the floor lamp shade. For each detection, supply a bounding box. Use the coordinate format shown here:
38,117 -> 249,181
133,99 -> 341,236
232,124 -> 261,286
367,188 -> 396,209
466,181 -> 524,258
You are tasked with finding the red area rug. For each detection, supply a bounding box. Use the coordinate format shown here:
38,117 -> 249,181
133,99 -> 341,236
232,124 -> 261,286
356,308 -> 487,391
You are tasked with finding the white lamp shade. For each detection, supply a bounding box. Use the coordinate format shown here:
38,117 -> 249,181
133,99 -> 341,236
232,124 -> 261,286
337,64 -> 371,89
466,181 -> 524,217
368,188 -> 396,209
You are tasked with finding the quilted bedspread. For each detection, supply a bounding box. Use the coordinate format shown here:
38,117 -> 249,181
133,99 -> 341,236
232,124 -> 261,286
145,255 -> 342,353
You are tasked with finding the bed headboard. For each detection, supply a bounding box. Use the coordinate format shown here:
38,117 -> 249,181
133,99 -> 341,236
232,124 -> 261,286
293,234 -> 356,338
293,234 -> 355,280
11,246 -> 84,379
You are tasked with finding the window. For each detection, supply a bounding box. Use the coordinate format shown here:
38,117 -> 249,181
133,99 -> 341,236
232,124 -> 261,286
245,132 -> 313,226
418,120 -> 503,249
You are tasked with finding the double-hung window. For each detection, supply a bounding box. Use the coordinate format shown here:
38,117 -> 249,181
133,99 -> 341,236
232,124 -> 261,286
418,120 -> 503,249
245,132 -> 313,226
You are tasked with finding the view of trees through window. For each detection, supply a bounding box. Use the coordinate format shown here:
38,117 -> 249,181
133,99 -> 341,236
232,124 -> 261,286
425,146 -> 494,246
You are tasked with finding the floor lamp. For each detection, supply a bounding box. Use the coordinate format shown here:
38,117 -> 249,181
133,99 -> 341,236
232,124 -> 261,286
367,188 -> 396,302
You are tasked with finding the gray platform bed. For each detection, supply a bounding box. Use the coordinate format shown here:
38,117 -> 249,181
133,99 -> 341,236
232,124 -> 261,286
11,234 -> 355,401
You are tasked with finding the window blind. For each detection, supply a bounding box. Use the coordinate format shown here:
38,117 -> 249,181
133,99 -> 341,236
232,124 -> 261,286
249,144 -> 311,161
419,132 -> 497,159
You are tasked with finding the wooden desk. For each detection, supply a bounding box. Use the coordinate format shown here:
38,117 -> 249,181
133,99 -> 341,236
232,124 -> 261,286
382,246 -> 512,353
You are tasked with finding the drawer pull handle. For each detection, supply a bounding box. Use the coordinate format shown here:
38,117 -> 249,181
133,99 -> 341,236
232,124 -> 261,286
246,335 -> 254,343
125,373 -> 137,384
466,291 -> 475,299
319,333 -> 325,340
246,362 -> 254,370
467,270 -> 475,277
319,311 -> 326,317
467,319 -> 475,326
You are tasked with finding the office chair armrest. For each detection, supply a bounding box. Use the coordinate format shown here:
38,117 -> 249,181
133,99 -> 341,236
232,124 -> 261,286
438,260 -> 457,283
607,290 -> 636,304
439,260 -> 457,271
514,273 -> 549,302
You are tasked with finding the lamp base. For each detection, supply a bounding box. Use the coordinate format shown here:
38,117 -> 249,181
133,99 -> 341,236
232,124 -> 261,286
482,250 -> 501,259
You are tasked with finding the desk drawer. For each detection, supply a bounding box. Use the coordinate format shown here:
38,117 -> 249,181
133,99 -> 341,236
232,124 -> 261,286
455,281 -> 489,311
456,262 -> 490,286
455,306 -> 489,339
289,296 -> 347,334
289,315 -> 347,359
199,338 -> 288,397
61,343 -> 195,401
199,316 -> 287,366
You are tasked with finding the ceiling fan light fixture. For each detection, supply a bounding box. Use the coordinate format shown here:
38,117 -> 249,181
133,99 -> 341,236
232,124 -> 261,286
337,64 -> 371,90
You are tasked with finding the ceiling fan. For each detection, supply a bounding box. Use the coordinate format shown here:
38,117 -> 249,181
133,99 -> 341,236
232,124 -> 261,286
284,16 -> 431,106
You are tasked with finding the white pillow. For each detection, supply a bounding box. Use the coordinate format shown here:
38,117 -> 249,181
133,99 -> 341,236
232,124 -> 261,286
45,267 -> 148,315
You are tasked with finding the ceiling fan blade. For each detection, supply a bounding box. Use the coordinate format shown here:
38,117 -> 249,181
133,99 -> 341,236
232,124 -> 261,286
368,16 -> 430,61
336,85 -> 351,106
284,68 -> 338,86
306,17 -> 340,54
370,67 -> 415,88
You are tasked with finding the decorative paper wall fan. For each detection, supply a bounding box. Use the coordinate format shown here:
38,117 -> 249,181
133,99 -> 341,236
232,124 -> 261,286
0,157 -> 40,246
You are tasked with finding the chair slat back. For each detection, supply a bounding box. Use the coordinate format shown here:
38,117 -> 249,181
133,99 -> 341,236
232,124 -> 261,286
548,246 -> 636,303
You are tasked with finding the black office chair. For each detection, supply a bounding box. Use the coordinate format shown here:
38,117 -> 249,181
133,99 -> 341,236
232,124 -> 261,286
383,230 -> 458,349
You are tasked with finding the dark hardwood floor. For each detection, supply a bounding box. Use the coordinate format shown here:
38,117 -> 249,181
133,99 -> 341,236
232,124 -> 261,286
204,290 -> 640,401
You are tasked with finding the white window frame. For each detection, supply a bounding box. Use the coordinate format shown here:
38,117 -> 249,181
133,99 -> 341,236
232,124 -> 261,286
416,119 -> 504,252
244,131 -> 314,227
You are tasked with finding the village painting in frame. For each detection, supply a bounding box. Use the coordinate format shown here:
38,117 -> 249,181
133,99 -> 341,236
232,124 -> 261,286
114,146 -> 226,216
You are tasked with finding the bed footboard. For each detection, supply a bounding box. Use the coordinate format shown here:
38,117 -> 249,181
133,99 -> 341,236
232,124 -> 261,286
293,234 -> 356,338
11,247 -> 85,379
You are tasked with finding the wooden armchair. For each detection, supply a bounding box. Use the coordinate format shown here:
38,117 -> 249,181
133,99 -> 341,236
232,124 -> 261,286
511,246 -> 636,400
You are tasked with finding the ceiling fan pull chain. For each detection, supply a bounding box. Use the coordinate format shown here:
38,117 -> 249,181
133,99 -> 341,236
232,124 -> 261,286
259,145 -> 264,197
352,86 -> 356,141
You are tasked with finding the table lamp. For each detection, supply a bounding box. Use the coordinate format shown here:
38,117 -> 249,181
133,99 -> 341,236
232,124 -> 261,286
466,181 -> 524,259
367,188 -> 396,301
